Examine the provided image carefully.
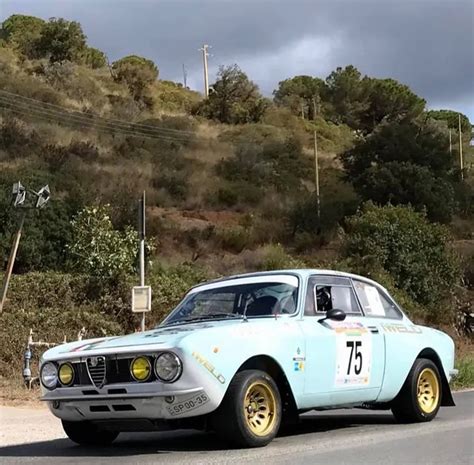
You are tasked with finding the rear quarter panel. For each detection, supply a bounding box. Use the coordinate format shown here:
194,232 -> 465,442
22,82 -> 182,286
377,321 -> 455,402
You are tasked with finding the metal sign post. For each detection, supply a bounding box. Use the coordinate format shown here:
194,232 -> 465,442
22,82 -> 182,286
138,191 -> 147,331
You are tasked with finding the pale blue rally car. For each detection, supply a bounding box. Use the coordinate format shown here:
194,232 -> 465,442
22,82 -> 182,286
39,270 -> 457,448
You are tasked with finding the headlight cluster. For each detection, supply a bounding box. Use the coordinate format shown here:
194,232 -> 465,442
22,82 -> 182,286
41,362 -> 75,389
130,352 -> 182,383
40,352 -> 183,390
40,362 -> 58,389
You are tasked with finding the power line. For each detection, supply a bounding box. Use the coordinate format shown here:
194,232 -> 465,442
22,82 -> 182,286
0,92 -> 208,143
0,89 -> 197,137
0,101 -> 192,142
0,99 -> 193,142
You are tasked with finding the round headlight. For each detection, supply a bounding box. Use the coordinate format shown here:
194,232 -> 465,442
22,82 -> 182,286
40,362 -> 58,390
58,363 -> 74,386
154,352 -> 182,383
130,356 -> 152,382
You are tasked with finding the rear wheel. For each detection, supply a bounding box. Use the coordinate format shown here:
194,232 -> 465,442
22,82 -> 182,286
212,369 -> 282,447
62,420 -> 119,446
392,358 -> 441,423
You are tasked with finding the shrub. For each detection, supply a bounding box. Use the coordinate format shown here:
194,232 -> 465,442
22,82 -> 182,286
344,203 -> 461,312
67,205 -> 139,279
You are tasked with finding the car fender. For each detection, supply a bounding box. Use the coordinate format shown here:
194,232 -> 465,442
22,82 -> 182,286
177,318 -> 305,412
377,324 -> 456,404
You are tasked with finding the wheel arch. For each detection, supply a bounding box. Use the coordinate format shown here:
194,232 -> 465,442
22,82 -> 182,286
415,348 -> 455,407
234,355 -> 299,423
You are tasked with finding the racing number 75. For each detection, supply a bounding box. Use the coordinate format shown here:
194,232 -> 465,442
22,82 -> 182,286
346,340 -> 363,375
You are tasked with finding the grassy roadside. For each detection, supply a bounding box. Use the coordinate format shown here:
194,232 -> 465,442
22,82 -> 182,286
451,354 -> 474,390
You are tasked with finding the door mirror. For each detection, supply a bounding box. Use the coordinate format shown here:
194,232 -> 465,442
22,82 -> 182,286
319,308 -> 346,323
327,308 -> 346,321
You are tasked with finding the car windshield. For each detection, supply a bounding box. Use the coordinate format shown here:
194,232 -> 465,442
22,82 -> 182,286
161,277 -> 299,326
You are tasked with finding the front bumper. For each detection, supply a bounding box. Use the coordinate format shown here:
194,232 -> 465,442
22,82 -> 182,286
42,383 -> 215,422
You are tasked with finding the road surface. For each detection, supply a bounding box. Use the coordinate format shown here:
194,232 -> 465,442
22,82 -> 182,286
0,391 -> 472,465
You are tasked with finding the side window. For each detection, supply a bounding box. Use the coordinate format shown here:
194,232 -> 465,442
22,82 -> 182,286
305,276 -> 361,315
353,280 -> 402,319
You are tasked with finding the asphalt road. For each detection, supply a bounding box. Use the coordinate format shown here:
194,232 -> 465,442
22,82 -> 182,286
0,391 -> 473,465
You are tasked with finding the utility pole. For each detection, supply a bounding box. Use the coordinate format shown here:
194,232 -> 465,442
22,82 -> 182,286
199,44 -> 210,97
138,191 -> 146,331
182,64 -> 187,88
458,113 -> 464,180
0,211 -> 26,313
301,100 -> 305,120
313,130 -> 321,222
312,97 -> 318,121
0,182 -> 50,313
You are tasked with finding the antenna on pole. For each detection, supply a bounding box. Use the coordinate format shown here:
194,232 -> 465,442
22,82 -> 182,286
199,44 -> 211,97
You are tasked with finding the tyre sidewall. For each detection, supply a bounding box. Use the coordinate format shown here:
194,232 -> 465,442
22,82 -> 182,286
220,369 -> 282,447
408,359 -> 442,422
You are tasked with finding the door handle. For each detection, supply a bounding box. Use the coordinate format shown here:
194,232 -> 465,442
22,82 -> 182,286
367,326 -> 379,334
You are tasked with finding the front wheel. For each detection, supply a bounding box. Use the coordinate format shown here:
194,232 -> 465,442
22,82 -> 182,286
212,369 -> 282,447
62,420 -> 119,446
391,358 -> 442,423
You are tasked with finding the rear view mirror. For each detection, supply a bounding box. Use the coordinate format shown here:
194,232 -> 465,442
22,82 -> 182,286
318,308 -> 346,323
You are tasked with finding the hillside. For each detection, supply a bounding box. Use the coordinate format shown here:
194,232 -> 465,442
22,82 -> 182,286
0,14 -> 472,381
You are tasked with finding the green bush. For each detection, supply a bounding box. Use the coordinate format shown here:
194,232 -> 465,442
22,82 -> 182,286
344,203 -> 461,316
0,272 -> 123,377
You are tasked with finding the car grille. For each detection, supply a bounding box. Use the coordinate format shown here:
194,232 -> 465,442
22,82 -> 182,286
65,357 -> 156,388
86,356 -> 106,388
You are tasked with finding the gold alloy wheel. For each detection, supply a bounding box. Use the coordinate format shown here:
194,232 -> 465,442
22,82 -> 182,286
417,368 -> 440,414
243,381 -> 277,436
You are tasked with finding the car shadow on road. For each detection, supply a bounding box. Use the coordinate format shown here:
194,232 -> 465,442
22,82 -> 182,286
0,412 -> 396,457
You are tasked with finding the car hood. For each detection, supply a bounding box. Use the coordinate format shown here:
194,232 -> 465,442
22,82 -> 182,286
42,320 -> 242,361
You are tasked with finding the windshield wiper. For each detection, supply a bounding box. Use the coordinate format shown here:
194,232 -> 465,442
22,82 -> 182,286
164,313 -> 242,326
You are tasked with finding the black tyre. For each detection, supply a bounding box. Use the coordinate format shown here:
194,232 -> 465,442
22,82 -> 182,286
62,420 -> 119,446
391,358 -> 442,423
212,369 -> 282,447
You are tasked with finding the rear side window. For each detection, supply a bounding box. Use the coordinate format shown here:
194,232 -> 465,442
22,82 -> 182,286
353,280 -> 402,319
305,276 -> 361,316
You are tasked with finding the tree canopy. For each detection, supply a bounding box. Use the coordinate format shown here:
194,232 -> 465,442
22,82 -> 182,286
194,65 -> 268,124
35,17 -> 87,63
273,75 -> 325,120
341,118 -> 456,221
112,55 -> 158,104
0,14 -> 45,58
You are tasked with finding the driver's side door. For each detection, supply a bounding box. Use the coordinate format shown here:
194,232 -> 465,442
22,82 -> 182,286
299,275 -> 385,408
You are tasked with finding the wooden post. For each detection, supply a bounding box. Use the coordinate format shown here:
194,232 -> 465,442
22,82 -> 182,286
0,210 -> 26,313
458,114 -> 464,180
314,130 -> 321,222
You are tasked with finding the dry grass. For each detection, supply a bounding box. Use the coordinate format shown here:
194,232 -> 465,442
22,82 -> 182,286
0,377 -> 42,407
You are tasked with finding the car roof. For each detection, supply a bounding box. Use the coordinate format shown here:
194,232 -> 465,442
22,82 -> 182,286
191,269 -> 388,293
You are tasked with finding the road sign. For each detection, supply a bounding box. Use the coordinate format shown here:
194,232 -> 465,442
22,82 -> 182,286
132,286 -> 152,313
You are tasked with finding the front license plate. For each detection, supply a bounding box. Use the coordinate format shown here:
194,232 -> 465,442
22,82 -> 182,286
166,393 -> 209,416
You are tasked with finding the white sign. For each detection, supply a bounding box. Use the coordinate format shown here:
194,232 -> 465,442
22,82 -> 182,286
334,325 -> 372,386
132,286 -> 152,313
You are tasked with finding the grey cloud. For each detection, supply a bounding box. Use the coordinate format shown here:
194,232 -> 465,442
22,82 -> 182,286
2,0 -> 473,119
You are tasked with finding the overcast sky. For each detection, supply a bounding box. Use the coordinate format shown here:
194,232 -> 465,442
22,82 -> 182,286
2,0 -> 473,121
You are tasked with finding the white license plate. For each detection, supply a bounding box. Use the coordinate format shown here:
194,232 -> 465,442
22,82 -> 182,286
166,393 -> 209,416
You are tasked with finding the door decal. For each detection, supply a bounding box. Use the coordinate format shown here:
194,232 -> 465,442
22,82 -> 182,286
330,322 -> 372,386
